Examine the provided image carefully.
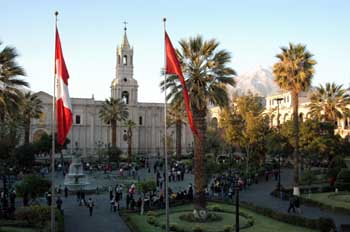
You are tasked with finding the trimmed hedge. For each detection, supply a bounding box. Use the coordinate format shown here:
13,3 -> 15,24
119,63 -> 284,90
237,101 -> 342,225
301,193 -> 350,215
335,169 -> 350,191
14,205 -> 64,232
240,201 -> 335,232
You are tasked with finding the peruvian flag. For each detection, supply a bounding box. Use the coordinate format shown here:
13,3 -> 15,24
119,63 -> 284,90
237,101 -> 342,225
165,31 -> 198,137
55,27 -> 72,145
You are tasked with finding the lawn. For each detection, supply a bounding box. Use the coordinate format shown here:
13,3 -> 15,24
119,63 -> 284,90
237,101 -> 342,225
302,192 -> 350,211
123,203 -> 317,232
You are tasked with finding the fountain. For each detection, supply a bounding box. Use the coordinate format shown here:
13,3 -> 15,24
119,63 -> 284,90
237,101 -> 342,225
64,151 -> 95,191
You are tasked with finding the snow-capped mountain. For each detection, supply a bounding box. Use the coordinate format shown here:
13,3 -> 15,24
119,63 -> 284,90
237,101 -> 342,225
227,66 -> 280,97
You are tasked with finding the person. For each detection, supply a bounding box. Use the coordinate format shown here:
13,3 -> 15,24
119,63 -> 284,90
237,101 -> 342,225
287,195 -> 296,213
110,195 -> 115,212
87,198 -> 95,216
64,186 -> 68,198
46,192 -> 52,206
294,196 -> 301,214
56,196 -> 63,214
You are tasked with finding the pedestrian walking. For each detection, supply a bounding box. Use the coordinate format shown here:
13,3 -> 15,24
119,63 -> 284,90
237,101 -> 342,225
287,195 -> 296,213
87,198 -> 95,216
64,186 -> 68,198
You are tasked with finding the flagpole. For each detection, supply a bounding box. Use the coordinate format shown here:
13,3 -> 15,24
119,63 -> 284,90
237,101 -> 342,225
51,11 -> 58,232
163,17 -> 170,232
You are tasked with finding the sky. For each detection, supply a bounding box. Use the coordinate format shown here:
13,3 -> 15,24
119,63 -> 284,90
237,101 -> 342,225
1,0 -> 350,103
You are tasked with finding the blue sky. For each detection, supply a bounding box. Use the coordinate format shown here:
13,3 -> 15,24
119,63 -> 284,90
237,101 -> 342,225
1,0 -> 350,102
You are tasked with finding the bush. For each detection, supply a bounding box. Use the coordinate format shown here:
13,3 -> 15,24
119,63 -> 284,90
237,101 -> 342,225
16,175 -> 51,200
169,223 -> 182,232
179,212 -> 222,223
147,216 -> 156,225
14,205 -> 63,231
193,225 -> 204,232
146,211 -> 157,217
319,217 -> 336,232
209,204 -> 223,212
223,224 -> 233,232
335,169 -> 350,191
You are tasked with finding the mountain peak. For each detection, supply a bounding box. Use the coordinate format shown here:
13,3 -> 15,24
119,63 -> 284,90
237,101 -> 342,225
228,66 -> 279,97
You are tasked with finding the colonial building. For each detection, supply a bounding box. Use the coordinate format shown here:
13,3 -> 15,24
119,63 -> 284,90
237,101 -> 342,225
30,28 -> 194,156
265,91 -> 350,138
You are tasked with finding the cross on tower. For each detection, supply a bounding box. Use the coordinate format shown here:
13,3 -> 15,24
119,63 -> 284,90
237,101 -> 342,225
123,21 -> 128,32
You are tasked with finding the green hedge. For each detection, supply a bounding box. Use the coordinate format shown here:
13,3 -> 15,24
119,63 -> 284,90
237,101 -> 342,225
240,201 -> 335,232
301,194 -> 350,215
14,205 -> 64,232
335,169 -> 350,191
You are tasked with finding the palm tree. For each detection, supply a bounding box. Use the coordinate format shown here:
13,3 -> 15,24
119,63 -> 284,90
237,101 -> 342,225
20,92 -> 43,144
99,98 -> 128,148
273,43 -> 316,193
167,103 -> 186,160
163,36 -> 236,213
308,82 -> 350,123
125,119 -> 136,163
0,41 -> 28,121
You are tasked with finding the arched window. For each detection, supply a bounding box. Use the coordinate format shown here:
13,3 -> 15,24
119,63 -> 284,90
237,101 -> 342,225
139,116 -> 143,125
123,55 -> 127,65
122,91 -> 129,104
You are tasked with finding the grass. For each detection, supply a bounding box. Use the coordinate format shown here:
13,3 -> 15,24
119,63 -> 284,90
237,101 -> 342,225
303,192 -> 350,210
0,227 -> 36,232
124,203 -> 317,232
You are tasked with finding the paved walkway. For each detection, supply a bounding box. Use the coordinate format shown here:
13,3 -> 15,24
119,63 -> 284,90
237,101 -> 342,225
62,162 -> 349,231
63,194 -> 130,232
239,168 -> 350,229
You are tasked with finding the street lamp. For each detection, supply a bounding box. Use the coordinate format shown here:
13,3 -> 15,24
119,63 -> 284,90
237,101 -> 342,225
234,170 -> 240,232
274,97 -> 284,191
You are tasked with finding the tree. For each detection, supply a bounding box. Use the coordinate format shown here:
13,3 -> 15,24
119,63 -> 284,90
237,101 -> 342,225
273,43 -> 316,194
125,119 -> 136,163
99,98 -> 128,148
20,92 -> 43,144
163,36 -> 236,214
0,41 -> 28,121
16,175 -> 51,202
308,82 -> 350,123
221,94 -> 270,171
167,104 -> 186,160
14,143 -> 37,169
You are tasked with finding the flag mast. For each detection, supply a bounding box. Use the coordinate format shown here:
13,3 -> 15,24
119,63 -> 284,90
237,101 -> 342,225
51,11 -> 58,232
163,17 -> 170,232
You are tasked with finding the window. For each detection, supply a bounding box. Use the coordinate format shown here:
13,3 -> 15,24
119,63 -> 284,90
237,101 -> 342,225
122,91 -> 129,104
123,78 -> 127,82
123,55 -> 127,65
75,115 -> 81,124
139,116 -> 143,125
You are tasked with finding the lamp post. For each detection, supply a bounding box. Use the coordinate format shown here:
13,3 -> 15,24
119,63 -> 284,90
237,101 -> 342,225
274,97 -> 284,191
234,170 -> 240,232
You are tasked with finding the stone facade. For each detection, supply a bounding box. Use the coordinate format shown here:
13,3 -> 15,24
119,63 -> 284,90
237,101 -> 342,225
30,29 -> 194,156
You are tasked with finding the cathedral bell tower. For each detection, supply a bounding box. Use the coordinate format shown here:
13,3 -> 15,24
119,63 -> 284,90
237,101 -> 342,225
111,23 -> 138,106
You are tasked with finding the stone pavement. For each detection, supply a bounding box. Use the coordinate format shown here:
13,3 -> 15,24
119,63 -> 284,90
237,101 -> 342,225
63,194 -> 130,232
61,162 -> 349,231
239,168 -> 350,229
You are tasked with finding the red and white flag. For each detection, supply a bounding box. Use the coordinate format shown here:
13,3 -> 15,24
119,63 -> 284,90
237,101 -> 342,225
55,27 -> 72,145
165,31 -> 199,137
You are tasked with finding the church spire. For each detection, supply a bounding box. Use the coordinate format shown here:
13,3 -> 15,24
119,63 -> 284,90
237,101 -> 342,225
121,21 -> 130,48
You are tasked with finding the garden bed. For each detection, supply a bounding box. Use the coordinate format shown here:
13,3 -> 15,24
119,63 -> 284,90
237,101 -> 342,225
120,202 -> 319,232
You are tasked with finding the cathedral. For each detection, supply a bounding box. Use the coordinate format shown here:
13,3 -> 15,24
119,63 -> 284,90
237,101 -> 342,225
30,28 -> 194,157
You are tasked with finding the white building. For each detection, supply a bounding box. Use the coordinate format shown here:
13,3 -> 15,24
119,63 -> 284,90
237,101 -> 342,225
265,91 -> 350,138
30,28 -> 194,156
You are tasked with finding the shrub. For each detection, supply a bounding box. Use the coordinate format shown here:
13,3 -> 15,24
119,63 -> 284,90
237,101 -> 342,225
179,212 -> 222,223
223,224 -> 233,232
210,204 -> 223,212
170,223 -> 182,232
147,216 -> 156,225
14,205 -> 63,231
146,211 -> 157,217
16,175 -> 51,200
193,225 -> 204,232
319,217 -> 336,232
335,169 -> 350,191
